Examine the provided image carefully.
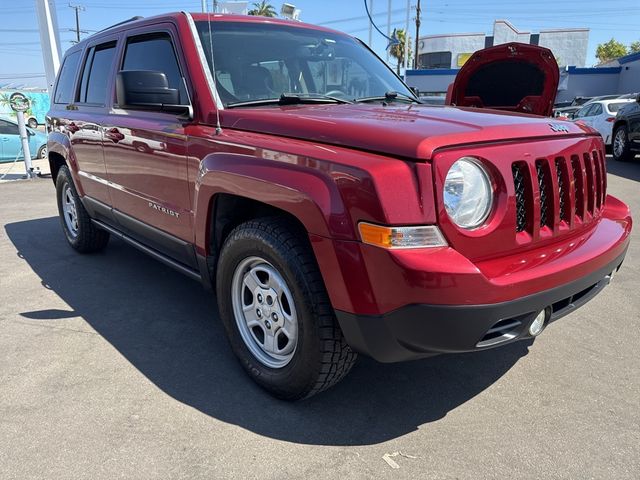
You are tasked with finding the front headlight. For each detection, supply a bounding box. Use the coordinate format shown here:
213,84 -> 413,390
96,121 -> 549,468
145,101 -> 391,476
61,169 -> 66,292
443,157 -> 493,229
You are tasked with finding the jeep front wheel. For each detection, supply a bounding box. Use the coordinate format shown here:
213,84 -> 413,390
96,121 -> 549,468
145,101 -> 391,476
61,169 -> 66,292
216,218 -> 357,400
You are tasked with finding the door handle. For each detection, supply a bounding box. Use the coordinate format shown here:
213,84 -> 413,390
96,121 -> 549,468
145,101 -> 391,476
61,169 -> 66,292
105,128 -> 125,142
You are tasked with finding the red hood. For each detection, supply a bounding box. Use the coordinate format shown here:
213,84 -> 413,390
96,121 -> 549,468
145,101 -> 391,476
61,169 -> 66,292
220,103 -> 593,160
448,42 -> 559,117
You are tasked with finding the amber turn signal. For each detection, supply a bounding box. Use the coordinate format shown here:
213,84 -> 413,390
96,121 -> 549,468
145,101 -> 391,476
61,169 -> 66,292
358,222 -> 448,249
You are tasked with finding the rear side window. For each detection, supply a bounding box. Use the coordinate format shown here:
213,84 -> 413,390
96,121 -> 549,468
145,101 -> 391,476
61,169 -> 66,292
121,33 -> 187,104
77,42 -> 117,105
54,51 -> 81,104
608,102 -> 629,113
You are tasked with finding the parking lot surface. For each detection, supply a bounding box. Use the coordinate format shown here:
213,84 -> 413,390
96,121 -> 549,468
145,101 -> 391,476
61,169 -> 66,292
1,158 -> 639,480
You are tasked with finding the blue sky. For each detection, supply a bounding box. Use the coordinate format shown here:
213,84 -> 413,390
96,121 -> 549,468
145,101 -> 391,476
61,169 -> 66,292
1,0 -> 638,88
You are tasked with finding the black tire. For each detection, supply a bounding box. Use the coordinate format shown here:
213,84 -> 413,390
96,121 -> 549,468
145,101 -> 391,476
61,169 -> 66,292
27,118 -> 38,129
55,165 -> 110,253
37,145 -> 47,159
612,125 -> 634,162
216,217 -> 357,400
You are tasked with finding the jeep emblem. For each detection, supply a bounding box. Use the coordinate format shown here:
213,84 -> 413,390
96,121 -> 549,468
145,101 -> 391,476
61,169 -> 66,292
549,123 -> 570,133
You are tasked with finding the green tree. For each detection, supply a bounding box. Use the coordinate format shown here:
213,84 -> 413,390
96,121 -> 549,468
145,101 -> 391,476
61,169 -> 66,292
595,38 -> 628,63
248,1 -> 276,17
389,29 -> 412,75
630,41 -> 640,54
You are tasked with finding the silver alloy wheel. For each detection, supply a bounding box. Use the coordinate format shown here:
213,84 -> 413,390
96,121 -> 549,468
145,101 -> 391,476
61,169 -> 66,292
61,184 -> 79,237
614,128 -> 626,158
231,256 -> 298,369
39,146 -> 47,159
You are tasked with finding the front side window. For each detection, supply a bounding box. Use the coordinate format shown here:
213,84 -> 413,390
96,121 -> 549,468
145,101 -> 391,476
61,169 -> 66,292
121,33 -> 188,105
78,42 -> 117,105
54,51 -> 81,104
0,119 -> 19,135
196,21 -> 413,107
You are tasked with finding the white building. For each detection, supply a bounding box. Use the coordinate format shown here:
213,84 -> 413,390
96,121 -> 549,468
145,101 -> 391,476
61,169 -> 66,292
417,20 -> 589,69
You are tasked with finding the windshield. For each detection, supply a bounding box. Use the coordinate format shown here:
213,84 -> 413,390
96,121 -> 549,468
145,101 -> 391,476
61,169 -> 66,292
195,21 -> 414,107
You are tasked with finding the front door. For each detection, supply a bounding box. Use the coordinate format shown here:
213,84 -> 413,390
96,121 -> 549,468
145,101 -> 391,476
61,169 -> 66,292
102,27 -> 194,265
0,118 -> 22,162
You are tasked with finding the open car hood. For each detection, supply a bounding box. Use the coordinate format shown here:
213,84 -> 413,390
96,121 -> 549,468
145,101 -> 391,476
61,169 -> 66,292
446,42 -> 559,117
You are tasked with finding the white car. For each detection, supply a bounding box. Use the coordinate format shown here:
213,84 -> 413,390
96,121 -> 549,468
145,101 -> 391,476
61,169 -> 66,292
572,99 -> 636,145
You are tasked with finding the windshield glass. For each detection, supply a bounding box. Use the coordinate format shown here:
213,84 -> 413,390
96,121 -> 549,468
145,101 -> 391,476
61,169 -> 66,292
195,21 -> 414,107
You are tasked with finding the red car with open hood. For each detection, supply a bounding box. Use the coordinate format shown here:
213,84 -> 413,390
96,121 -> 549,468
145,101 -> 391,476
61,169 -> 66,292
46,13 -> 631,399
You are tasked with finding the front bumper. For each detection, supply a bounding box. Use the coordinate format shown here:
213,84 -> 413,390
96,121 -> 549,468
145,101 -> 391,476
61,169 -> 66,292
336,250 -> 626,363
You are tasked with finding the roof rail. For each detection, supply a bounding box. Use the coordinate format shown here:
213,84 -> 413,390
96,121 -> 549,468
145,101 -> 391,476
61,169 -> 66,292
97,16 -> 144,34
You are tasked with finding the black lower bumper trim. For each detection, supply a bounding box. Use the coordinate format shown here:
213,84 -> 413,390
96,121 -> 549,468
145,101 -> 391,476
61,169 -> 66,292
335,251 -> 626,363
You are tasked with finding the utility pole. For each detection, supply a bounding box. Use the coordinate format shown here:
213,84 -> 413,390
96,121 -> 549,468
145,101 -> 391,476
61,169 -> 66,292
414,0 -> 421,69
68,4 -> 85,43
386,0 -> 391,62
403,0 -> 410,76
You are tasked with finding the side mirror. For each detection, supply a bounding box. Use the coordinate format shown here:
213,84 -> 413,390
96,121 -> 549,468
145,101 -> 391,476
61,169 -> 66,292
116,70 -> 191,116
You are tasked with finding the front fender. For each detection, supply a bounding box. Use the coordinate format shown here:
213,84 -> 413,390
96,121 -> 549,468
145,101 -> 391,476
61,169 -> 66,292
193,152 -> 355,254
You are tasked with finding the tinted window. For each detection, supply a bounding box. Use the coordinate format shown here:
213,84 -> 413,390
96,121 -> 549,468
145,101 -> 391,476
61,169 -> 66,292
590,103 -> 603,115
54,51 -> 81,104
420,51 -> 452,69
78,42 -> 116,105
0,119 -> 19,135
122,34 -> 187,104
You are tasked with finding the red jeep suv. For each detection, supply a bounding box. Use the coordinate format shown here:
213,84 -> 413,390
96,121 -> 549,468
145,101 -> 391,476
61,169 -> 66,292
47,13 -> 632,400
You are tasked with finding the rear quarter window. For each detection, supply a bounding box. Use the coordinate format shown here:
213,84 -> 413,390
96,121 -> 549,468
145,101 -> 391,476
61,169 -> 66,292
54,51 -> 81,104
607,102 -> 630,113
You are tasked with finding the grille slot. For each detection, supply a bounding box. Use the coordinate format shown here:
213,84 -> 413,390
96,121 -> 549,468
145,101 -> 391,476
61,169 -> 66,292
512,163 -> 528,233
536,160 -> 552,228
555,158 -> 569,222
571,155 -> 585,219
583,153 -> 595,214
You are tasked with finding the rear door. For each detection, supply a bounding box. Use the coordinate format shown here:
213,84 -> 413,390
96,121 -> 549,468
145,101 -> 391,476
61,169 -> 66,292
68,36 -> 120,205
102,25 -> 195,267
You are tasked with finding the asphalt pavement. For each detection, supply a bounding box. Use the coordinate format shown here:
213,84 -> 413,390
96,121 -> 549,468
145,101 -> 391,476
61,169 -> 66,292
0,158 -> 638,479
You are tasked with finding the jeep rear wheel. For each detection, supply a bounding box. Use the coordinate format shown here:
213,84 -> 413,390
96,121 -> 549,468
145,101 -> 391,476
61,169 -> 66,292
216,217 -> 357,400
55,165 -> 110,253
612,125 -> 634,162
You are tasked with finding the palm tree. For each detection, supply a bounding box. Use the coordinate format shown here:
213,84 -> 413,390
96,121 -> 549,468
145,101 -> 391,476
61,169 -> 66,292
389,29 -> 412,75
248,1 -> 277,17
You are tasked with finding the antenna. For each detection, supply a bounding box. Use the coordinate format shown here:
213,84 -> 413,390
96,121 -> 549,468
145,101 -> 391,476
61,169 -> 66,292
207,1 -> 222,135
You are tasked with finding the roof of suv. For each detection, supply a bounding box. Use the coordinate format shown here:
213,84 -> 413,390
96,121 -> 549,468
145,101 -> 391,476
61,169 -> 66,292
85,12 -> 343,45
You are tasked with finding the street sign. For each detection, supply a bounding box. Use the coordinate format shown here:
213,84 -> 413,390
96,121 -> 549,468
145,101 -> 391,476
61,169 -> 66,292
9,92 -> 31,113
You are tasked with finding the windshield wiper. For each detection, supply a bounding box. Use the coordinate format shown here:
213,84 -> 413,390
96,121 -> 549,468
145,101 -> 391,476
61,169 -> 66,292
227,93 -> 353,108
354,91 -> 422,104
